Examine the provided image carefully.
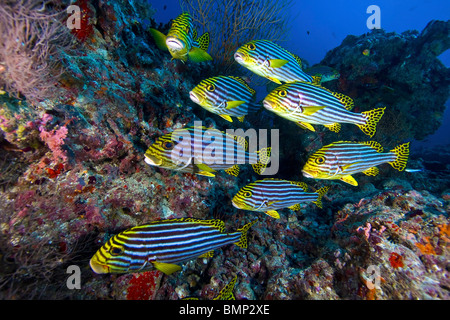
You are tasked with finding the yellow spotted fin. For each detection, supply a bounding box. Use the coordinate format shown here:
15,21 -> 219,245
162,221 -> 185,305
234,220 -> 257,248
197,32 -> 210,51
251,147 -> 271,175
388,142 -> 410,171
312,186 -> 329,208
214,275 -> 237,300
362,167 -> 379,176
198,250 -> 214,258
357,107 -> 385,137
288,204 -> 301,211
324,123 -> 341,133
331,92 -> 354,110
225,165 -> 240,177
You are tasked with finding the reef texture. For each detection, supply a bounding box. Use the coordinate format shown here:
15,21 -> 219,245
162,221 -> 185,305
320,20 -> 450,143
0,1 -> 448,300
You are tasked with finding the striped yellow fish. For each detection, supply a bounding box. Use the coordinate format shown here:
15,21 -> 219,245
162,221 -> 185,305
189,76 -> 260,123
90,218 -> 256,275
234,40 -> 320,85
144,126 -> 271,177
302,141 -> 410,186
149,12 -> 212,63
232,178 -> 329,219
263,81 -> 385,137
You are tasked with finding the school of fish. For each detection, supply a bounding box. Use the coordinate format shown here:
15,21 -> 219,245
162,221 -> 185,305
90,13 -> 411,288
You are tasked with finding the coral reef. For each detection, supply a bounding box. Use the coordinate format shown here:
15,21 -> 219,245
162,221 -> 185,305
0,0 -> 448,301
320,20 -> 450,143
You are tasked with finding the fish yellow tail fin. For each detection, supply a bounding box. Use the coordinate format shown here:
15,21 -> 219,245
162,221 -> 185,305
234,220 -> 257,249
358,107 -> 385,137
251,147 -> 271,175
313,186 -> 329,209
214,275 -> 237,300
389,142 -> 410,171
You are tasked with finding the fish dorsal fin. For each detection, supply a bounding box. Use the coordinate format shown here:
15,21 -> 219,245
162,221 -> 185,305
197,32 -> 210,51
181,218 -> 225,232
229,76 -> 256,95
361,141 -> 384,153
290,53 -> 303,68
331,92 -> 354,110
290,181 -> 308,192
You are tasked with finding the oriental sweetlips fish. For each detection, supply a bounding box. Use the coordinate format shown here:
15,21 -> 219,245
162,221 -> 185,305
90,218 -> 256,275
149,12 -> 212,63
263,81 -> 385,137
189,76 -> 261,123
302,141 -> 410,186
232,178 -> 329,219
144,126 -> 271,177
234,40 -> 320,85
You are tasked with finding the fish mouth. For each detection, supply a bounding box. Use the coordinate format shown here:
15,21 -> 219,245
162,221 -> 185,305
263,100 -> 274,110
90,257 -> 110,274
144,155 -> 163,166
231,198 -> 242,209
166,37 -> 185,51
234,52 -> 245,64
301,169 -> 314,178
189,91 -> 201,104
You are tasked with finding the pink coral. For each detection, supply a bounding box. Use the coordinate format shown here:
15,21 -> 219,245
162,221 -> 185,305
39,125 -> 69,163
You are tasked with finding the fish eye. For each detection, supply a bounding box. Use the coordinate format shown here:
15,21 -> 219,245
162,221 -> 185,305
243,191 -> 252,198
206,84 -> 215,92
247,43 -> 256,51
110,246 -> 123,256
163,141 -> 175,150
278,90 -> 287,97
315,156 -> 325,164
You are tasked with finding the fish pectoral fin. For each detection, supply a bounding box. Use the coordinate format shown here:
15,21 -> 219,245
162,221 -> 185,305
269,59 -> 289,68
196,163 -> 216,177
267,77 -> 282,84
302,106 -> 326,116
296,122 -> 315,131
265,210 -> 280,219
362,167 -> 379,176
324,123 -> 341,133
152,261 -> 182,275
225,100 -> 246,109
149,28 -> 168,51
198,250 -> 214,259
288,204 -> 301,211
340,175 -> 358,186
188,47 -> 213,62
219,114 -> 233,122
